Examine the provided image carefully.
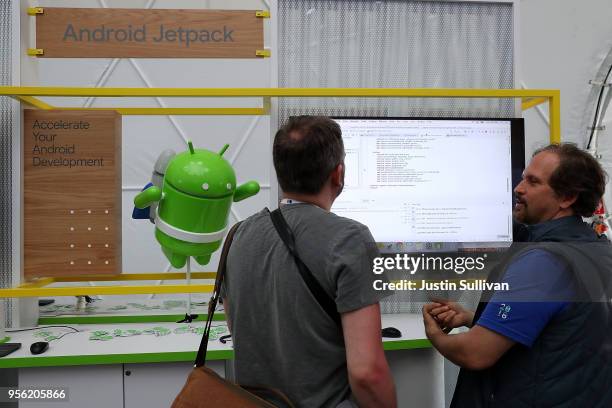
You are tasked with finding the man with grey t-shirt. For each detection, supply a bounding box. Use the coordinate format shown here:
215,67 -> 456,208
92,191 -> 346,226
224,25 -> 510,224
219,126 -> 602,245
223,116 -> 396,408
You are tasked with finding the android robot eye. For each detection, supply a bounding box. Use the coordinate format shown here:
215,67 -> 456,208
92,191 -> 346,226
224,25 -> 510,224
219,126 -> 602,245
226,183 -> 232,190
202,183 -> 209,191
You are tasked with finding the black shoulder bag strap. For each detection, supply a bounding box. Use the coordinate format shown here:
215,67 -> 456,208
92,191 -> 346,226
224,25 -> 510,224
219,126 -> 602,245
268,207 -> 342,328
194,221 -> 242,367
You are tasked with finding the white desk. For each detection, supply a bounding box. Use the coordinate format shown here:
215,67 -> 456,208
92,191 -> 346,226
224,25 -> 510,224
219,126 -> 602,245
0,314 -> 443,408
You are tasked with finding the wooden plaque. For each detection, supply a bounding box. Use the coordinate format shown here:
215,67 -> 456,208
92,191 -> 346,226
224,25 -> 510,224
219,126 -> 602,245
23,110 -> 122,279
35,8 -> 264,58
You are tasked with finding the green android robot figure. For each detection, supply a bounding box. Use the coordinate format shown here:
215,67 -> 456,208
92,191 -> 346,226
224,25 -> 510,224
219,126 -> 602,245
134,141 -> 259,268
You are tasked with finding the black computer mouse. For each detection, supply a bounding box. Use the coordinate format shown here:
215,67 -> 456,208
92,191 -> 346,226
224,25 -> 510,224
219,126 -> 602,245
30,341 -> 49,355
381,327 -> 402,338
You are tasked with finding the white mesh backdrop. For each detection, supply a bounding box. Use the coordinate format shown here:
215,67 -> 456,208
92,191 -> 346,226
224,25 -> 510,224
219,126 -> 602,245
278,0 -> 515,313
279,0 -> 515,123
0,0 -> 13,326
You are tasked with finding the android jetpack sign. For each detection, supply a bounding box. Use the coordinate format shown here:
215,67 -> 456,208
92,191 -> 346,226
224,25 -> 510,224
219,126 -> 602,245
33,8 -> 265,58
62,24 -> 235,47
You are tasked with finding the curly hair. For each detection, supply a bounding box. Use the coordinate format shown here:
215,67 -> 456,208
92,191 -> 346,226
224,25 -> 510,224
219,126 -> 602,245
534,143 -> 607,217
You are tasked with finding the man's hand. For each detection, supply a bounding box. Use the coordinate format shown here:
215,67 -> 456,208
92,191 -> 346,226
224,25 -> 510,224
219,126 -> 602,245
425,299 -> 475,332
422,303 -> 445,339
422,304 -> 515,370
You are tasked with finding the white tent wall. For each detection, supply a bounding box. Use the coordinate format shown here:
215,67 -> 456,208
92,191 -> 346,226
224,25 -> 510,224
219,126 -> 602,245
519,0 -> 612,153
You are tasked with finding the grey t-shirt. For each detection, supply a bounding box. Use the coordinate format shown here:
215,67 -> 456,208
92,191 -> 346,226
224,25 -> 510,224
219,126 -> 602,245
224,204 -> 391,407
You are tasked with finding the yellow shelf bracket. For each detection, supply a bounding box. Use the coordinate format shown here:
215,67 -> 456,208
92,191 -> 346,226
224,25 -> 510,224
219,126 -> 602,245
27,7 -> 44,15
27,48 -> 44,56
256,49 -> 271,58
256,10 -> 270,18
15,95 -> 54,110
521,96 -> 548,111
263,97 -> 271,114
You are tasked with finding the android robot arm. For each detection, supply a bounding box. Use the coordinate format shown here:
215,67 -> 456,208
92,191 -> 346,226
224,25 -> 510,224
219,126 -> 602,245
131,182 -> 154,220
134,186 -> 162,209
131,149 -> 176,222
233,181 -> 260,202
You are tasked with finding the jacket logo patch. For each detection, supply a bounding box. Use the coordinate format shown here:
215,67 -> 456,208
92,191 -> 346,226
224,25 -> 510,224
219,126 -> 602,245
497,303 -> 511,320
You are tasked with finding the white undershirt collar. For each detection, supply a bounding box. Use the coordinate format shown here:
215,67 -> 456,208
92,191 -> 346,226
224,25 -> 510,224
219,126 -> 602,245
280,198 -> 308,205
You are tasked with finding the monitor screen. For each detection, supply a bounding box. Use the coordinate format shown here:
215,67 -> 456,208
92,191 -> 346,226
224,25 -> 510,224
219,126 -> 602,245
330,117 -> 525,252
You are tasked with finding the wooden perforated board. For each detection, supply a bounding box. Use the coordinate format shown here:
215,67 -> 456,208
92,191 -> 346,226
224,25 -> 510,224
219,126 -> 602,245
34,8 -> 264,58
23,110 -> 122,279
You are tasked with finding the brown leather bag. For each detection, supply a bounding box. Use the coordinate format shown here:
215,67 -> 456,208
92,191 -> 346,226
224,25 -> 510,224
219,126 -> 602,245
172,222 -> 294,408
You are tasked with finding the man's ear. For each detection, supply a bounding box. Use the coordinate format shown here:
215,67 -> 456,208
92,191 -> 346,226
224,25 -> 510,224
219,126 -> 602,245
331,163 -> 344,187
559,194 -> 578,210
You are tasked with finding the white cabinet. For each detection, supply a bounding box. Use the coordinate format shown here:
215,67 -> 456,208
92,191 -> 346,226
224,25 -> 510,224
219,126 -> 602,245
123,361 -> 225,408
19,365 -> 124,408
18,361 -> 226,408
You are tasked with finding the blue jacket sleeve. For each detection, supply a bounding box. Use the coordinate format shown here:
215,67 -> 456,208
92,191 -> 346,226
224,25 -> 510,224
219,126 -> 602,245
476,249 -> 574,347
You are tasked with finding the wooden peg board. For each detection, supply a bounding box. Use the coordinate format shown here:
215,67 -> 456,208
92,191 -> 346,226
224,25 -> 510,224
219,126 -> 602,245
23,110 -> 122,279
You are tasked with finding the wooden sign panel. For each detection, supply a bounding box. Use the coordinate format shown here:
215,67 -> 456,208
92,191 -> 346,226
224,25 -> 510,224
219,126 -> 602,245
23,110 -> 122,279
35,8 -> 264,58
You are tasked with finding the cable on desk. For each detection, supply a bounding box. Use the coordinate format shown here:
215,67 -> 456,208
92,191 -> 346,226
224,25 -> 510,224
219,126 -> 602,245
51,331 -> 80,342
6,325 -> 80,333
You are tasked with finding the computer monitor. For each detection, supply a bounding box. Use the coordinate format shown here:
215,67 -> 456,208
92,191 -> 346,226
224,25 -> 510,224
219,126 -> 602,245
331,117 -> 525,252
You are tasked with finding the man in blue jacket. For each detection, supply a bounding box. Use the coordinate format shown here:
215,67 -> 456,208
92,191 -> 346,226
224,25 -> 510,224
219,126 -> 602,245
423,143 -> 612,407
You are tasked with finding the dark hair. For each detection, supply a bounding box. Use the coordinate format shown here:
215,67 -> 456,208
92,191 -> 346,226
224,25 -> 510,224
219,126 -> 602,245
534,143 -> 607,216
273,116 -> 344,194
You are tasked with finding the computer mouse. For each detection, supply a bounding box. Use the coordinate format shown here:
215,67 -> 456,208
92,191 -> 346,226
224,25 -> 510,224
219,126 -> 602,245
381,327 -> 402,338
30,341 -> 49,355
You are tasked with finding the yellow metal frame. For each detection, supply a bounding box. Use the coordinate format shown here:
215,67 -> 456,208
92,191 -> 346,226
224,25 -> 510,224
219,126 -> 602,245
0,86 -> 561,143
0,86 -> 561,298
2,273 -> 215,298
